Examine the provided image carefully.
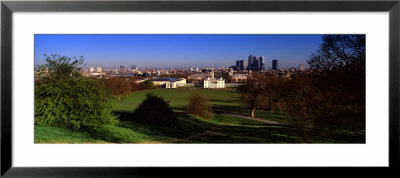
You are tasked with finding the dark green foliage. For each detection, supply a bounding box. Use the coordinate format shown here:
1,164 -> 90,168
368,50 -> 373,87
185,93 -> 214,120
132,94 -> 179,128
38,54 -> 85,79
35,55 -> 118,130
142,80 -> 155,89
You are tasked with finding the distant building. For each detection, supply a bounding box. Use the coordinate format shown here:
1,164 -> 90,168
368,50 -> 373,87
150,78 -> 187,88
272,60 -> 279,70
299,64 -> 305,71
239,60 -> 246,70
89,67 -> 94,73
131,65 -> 137,71
253,57 -> 260,70
231,74 -> 248,83
259,57 -> 265,70
235,60 -> 247,70
120,66 -> 126,73
204,77 -> 225,88
210,70 -> 214,79
248,55 -> 254,70
97,67 -> 102,73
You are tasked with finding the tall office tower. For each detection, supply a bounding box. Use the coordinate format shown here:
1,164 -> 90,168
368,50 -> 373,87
120,66 -> 126,73
89,67 -> 94,73
272,60 -> 279,70
299,64 -> 305,71
236,60 -> 240,69
239,60 -> 247,70
252,56 -> 258,70
259,57 -> 265,70
97,67 -> 102,73
248,55 -> 254,70
253,58 -> 260,71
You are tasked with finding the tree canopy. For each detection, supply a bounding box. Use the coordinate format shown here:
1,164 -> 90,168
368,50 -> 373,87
307,35 -> 366,71
35,54 -> 118,130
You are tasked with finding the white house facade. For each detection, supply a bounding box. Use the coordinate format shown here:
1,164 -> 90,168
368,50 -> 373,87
204,77 -> 225,88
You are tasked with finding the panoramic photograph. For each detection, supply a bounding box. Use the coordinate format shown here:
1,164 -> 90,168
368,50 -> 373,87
34,34 -> 365,143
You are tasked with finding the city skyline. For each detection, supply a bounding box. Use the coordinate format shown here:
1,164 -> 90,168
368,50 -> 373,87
34,34 -> 323,69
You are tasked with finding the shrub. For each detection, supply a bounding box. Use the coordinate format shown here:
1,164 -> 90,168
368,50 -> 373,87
34,55 -> 118,131
35,77 -> 118,130
132,94 -> 179,128
185,93 -> 214,120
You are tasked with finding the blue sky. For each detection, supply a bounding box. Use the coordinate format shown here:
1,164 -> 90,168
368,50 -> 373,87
34,34 -> 323,69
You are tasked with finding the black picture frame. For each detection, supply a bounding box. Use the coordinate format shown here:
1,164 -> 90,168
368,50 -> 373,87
1,0 -> 399,177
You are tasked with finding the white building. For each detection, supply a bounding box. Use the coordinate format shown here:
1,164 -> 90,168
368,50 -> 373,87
204,77 -> 225,88
299,64 -> 305,71
150,78 -> 187,88
97,67 -> 102,73
89,67 -> 94,73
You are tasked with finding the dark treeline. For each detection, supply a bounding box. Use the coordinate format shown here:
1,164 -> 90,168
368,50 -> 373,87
239,35 -> 365,142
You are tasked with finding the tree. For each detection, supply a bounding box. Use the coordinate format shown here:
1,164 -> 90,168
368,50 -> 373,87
281,74 -> 319,143
132,94 -> 179,128
185,93 -> 214,120
142,80 -> 155,89
238,73 -> 279,118
35,54 -> 118,130
307,35 -> 366,135
105,78 -> 132,100
38,54 -> 85,79
307,35 -> 365,71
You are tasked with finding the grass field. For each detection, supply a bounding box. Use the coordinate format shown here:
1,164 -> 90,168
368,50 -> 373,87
114,88 -> 288,124
35,88 -> 365,143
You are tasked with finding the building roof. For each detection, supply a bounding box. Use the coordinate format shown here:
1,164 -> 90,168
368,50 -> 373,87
150,78 -> 180,82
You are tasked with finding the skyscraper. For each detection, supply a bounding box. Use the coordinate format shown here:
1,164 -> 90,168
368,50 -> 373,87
236,60 -> 240,69
253,58 -> 260,70
239,60 -> 247,70
272,60 -> 279,70
259,57 -> 265,71
97,67 -> 102,73
89,67 -> 94,73
248,55 -> 253,70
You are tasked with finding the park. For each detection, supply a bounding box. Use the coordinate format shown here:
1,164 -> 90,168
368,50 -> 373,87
35,87 -> 365,143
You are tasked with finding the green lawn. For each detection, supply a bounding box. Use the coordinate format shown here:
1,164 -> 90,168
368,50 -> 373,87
35,88 -> 365,144
35,126 -> 109,144
114,88 -> 288,124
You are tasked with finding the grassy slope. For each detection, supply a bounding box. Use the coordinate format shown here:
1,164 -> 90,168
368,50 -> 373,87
35,126 -> 108,144
35,88 -> 365,143
114,88 -> 288,124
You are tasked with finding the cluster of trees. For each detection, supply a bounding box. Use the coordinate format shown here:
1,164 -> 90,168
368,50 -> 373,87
104,78 -> 154,100
239,35 -> 365,142
35,55 -> 119,131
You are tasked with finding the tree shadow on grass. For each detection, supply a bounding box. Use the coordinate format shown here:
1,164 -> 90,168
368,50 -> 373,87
113,110 -> 364,143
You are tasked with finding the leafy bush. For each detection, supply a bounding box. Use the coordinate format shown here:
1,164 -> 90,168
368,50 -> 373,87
34,55 -> 118,131
35,77 -> 118,130
185,93 -> 214,120
132,94 -> 179,128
